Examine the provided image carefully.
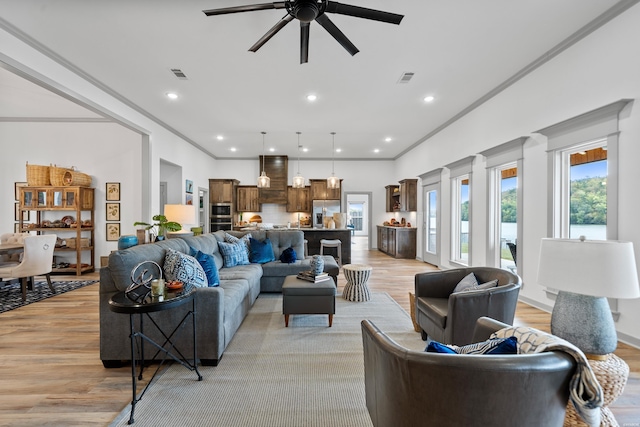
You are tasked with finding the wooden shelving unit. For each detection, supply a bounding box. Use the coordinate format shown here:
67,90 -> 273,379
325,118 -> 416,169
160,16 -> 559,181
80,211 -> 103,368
18,186 -> 95,275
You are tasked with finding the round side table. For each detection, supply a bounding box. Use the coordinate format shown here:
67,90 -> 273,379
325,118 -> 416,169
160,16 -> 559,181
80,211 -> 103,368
342,264 -> 372,302
564,353 -> 629,426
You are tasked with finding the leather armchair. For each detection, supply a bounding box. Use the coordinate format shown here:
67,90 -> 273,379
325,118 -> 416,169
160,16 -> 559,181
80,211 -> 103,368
362,317 -> 576,427
415,267 -> 521,345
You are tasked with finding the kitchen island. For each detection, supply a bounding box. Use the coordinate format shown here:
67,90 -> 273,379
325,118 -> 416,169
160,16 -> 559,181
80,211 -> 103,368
301,228 -> 351,265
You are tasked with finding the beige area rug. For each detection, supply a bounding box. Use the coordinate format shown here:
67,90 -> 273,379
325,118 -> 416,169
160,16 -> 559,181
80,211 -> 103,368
110,292 -> 425,427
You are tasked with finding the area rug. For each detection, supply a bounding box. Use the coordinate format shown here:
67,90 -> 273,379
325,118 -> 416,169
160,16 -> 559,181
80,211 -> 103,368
0,280 -> 97,314
110,292 -> 425,427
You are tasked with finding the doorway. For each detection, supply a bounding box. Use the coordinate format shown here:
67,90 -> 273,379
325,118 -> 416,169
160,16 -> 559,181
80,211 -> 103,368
344,192 -> 372,250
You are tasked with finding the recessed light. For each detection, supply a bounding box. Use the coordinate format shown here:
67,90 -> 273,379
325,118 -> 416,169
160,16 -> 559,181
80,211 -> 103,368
269,147 -> 275,152
384,137 -> 392,143
374,149 -> 380,153
306,94 -> 317,102
166,92 -> 179,100
336,148 -> 342,153
302,147 -> 309,152
216,135 -> 224,141
423,95 -> 435,103
230,147 -> 237,152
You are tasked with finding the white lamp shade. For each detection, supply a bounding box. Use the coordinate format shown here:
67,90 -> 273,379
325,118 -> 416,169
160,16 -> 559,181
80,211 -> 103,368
538,238 -> 640,299
164,204 -> 196,229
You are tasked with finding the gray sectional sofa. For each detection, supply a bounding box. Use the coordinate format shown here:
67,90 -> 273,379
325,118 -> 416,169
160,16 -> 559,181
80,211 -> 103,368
99,229 -> 339,367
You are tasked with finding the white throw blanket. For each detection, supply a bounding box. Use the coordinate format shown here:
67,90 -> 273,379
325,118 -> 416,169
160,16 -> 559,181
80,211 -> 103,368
492,326 -> 603,427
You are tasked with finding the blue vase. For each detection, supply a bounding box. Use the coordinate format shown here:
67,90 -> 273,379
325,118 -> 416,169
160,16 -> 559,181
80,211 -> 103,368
118,235 -> 139,250
311,255 -> 324,275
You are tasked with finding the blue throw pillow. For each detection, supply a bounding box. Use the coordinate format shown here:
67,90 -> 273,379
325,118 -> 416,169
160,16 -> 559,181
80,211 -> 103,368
279,246 -> 297,264
249,237 -> 275,264
425,337 -> 518,355
218,241 -> 250,268
195,250 -> 220,287
426,341 -> 457,354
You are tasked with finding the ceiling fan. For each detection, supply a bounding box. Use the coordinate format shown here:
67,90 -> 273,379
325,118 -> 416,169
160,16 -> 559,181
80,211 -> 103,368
203,0 -> 404,64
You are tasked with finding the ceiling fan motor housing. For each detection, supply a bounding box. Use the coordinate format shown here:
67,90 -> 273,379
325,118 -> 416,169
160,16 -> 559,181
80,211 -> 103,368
288,0 -> 323,22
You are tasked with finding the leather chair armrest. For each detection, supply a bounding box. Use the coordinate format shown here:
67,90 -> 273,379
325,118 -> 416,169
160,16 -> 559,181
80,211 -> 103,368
472,316 -> 511,341
414,270 -> 461,298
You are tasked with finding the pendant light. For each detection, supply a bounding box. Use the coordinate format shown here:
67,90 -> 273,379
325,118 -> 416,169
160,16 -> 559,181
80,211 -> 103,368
292,132 -> 305,188
327,132 -> 340,189
257,131 -> 270,188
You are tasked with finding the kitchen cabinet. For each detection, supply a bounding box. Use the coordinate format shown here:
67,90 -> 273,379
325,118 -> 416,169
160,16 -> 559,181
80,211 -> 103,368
258,155 -> 288,204
385,179 -> 417,212
19,186 -> 95,275
209,179 -> 239,204
237,186 -> 260,212
377,225 -> 416,259
309,179 -> 342,200
286,186 -> 310,212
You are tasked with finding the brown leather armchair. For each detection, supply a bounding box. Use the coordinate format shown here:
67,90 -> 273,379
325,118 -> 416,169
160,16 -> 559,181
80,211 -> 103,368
415,267 -> 521,345
362,317 -> 576,427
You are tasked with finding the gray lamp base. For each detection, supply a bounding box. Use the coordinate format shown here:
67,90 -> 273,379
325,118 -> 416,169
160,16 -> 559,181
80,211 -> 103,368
551,290 -> 617,356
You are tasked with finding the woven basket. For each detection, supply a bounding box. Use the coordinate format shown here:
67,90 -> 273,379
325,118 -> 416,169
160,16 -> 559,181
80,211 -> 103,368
408,292 -> 421,332
49,165 -> 74,186
62,170 -> 92,187
25,163 -> 51,186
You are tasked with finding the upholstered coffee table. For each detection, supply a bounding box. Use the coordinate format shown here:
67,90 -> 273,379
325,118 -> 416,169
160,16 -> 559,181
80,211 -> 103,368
282,275 -> 336,327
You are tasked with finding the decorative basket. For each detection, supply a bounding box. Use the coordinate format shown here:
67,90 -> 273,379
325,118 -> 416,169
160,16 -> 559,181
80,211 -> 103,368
66,238 -> 90,249
25,162 -> 51,186
49,165 -> 74,186
63,170 -> 92,187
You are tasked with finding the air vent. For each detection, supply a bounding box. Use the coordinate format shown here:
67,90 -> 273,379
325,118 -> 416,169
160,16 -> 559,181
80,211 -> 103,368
170,68 -> 188,79
397,72 -> 414,84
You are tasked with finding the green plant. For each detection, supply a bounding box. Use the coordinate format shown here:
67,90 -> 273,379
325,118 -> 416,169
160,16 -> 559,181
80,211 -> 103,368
134,214 -> 181,237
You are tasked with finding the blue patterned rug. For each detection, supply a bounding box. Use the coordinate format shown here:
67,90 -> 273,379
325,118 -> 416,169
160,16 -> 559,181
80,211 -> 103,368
0,280 -> 98,314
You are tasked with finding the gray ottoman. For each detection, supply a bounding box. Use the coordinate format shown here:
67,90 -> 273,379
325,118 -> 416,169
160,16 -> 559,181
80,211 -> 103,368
282,275 -> 336,327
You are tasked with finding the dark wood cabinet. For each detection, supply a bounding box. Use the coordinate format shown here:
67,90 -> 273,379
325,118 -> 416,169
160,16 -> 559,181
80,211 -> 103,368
237,186 -> 260,212
385,179 -> 417,212
209,179 -> 238,204
377,226 -> 416,259
258,155 -> 288,204
310,179 -> 341,200
286,186 -> 310,212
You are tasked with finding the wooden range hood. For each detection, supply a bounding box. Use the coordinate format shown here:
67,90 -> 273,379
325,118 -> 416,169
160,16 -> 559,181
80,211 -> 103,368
258,155 -> 288,204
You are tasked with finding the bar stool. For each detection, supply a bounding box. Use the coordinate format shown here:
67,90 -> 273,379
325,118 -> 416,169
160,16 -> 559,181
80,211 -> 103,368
320,239 -> 342,266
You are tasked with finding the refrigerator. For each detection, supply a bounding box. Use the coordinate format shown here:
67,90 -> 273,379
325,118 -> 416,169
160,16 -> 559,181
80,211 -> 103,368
312,200 -> 341,228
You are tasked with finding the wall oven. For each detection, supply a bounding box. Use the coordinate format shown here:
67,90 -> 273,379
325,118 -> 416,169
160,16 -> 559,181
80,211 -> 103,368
210,217 -> 232,232
211,203 -> 233,232
211,203 -> 232,217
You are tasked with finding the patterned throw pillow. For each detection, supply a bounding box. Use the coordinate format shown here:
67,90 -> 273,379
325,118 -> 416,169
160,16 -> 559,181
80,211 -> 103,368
218,241 -> 250,268
426,337 -> 518,355
224,232 -> 251,254
460,279 -> 499,293
164,248 -> 208,288
452,272 -> 478,293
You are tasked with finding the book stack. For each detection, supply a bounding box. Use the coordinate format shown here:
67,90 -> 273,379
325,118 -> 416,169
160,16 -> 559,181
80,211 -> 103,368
296,270 -> 330,283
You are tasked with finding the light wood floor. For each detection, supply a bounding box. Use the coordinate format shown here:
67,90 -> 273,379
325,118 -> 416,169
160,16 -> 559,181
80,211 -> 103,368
0,237 -> 637,426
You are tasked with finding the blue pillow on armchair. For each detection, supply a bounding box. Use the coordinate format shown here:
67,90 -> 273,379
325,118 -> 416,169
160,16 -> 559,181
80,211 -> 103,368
249,237 -> 275,264
426,337 -> 517,355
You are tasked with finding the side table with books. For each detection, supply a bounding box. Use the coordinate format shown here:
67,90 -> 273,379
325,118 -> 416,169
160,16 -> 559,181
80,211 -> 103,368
282,274 -> 336,327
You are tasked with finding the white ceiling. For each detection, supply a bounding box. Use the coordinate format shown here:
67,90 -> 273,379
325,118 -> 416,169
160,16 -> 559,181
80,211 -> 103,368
0,0 -> 627,160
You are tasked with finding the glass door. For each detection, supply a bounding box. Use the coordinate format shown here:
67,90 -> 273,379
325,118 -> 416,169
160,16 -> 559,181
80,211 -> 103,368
422,183 -> 440,266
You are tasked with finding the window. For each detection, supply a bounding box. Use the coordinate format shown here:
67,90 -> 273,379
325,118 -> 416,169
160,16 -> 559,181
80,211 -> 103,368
537,100 -> 629,241
446,157 -> 475,266
419,168 -> 443,267
481,137 -> 525,273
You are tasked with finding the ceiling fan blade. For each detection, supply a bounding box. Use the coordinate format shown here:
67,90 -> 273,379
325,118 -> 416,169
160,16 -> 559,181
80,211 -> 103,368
203,2 -> 286,16
249,14 -> 295,52
315,14 -> 359,56
325,1 -> 403,25
300,22 -> 310,64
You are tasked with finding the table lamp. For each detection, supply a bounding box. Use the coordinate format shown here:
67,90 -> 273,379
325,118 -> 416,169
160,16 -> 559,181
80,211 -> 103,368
537,237 -> 639,358
164,204 -> 196,231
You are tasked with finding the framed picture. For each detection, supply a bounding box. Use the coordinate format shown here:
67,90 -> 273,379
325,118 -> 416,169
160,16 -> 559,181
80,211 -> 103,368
186,194 -> 194,205
106,223 -> 121,241
106,182 -> 120,201
14,203 -> 29,222
185,179 -> 193,194
14,182 -> 27,201
106,203 -> 120,221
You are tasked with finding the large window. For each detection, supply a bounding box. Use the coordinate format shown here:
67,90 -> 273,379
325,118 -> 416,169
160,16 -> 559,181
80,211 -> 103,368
447,156 -> 474,266
481,137 -> 525,273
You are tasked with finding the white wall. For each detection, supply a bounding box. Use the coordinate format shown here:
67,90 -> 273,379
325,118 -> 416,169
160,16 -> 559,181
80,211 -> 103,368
395,5 -> 640,346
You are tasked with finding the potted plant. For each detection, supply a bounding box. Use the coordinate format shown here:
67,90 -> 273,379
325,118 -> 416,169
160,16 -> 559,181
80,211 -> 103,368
134,215 -> 182,241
